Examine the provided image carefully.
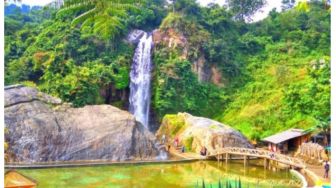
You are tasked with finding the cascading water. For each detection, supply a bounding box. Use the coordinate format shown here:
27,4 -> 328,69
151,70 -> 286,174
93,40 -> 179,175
129,33 -> 153,129
129,32 -> 167,160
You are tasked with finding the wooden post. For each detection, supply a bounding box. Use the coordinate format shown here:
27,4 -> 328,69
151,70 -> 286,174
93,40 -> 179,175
225,153 -> 228,164
276,161 -> 279,170
244,155 -> 247,167
264,158 -> 267,169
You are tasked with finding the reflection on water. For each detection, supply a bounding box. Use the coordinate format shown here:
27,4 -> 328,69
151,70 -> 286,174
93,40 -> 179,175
18,160 -> 302,188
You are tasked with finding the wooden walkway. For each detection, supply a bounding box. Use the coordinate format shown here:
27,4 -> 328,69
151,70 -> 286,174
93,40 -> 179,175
207,147 -> 306,169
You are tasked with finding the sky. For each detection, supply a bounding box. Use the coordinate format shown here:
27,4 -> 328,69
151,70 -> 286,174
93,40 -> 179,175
16,0 -> 51,6
12,0 -> 283,22
198,0 -> 284,21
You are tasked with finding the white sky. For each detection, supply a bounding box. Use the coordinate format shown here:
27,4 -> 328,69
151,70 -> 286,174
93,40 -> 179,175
17,0 -> 51,6
13,0 -> 283,22
197,0 -> 282,21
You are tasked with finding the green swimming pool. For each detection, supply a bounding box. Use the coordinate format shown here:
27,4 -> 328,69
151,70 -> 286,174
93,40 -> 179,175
17,160 -> 302,188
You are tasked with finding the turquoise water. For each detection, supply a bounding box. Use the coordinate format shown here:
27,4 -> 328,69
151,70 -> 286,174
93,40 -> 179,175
17,160 -> 302,188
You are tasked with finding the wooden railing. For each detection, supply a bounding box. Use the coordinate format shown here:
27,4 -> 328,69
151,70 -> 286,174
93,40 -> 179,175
207,147 -> 305,169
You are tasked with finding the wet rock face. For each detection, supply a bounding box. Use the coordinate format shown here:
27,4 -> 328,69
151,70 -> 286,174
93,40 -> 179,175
126,29 -> 145,44
157,113 -> 253,155
5,86 -> 159,163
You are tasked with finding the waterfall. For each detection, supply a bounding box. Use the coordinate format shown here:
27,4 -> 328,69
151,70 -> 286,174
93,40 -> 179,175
129,33 -> 153,129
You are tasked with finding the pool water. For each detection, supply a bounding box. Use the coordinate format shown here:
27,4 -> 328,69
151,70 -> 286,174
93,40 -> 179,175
17,160 -> 302,188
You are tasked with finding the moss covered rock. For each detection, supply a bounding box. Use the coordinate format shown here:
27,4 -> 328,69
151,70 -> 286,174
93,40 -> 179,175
157,113 -> 253,155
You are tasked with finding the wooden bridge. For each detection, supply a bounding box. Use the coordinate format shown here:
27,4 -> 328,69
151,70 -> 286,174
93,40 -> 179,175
207,147 -> 306,169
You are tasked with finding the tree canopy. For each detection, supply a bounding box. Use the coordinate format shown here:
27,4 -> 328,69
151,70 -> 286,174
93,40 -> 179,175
4,0 -> 330,137
227,0 -> 266,22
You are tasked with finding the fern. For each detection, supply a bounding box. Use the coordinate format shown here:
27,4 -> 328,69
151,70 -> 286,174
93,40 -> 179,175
58,0 -> 141,40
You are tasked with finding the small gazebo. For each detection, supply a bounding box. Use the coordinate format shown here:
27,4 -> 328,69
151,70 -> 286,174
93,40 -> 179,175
5,170 -> 37,188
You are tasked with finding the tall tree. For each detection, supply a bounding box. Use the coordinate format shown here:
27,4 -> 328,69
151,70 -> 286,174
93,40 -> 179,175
316,118 -> 330,146
57,0 -> 140,40
227,0 -> 266,22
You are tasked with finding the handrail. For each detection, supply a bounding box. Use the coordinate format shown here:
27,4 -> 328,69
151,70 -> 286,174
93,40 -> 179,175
208,147 -> 305,169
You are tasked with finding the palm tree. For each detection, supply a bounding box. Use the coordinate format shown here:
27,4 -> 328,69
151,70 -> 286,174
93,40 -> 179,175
57,0 -> 141,40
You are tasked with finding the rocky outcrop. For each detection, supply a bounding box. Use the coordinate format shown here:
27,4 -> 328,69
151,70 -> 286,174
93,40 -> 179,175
157,113 -> 252,155
153,29 -> 188,52
191,54 -> 211,82
153,28 -> 224,85
210,66 -> 225,87
126,29 -> 145,44
5,85 -> 62,107
295,142 -> 328,165
5,85 -> 159,163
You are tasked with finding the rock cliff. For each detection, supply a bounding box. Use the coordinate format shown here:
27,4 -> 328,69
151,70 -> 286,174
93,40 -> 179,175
5,85 -> 159,163
152,28 -> 224,86
126,29 -> 145,44
157,113 -> 253,155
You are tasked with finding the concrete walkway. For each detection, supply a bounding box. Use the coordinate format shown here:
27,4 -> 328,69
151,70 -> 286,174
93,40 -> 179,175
306,164 -> 330,185
168,147 -> 206,160
5,158 -> 196,169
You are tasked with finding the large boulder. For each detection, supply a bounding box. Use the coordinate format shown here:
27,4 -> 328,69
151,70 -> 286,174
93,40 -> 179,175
5,85 -> 159,163
157,113 -> 253,155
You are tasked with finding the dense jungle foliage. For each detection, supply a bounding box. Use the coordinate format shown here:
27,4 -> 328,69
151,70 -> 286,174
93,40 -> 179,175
5,0 -> 330,138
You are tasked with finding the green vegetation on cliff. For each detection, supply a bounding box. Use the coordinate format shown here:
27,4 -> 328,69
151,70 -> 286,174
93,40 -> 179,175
5,0 -> 330,138
153,49 -> 228,118
6,12 -> 133,107
151,1 -> 330,138
219,3 -> 330,139
5,0 -> 166,107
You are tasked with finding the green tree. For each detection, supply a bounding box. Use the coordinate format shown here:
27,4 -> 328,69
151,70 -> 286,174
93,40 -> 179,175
173,0 -> 201,18
315,118 -> 330,146
227,0 -> 266,22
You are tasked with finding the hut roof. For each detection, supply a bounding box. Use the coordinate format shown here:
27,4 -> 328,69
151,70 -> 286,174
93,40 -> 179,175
5,170 -> 37,188
262,129 -> 307,144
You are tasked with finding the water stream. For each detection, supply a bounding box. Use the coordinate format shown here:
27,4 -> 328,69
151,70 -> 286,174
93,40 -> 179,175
129,32 -> 153,129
